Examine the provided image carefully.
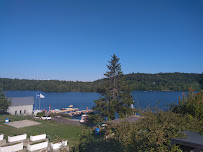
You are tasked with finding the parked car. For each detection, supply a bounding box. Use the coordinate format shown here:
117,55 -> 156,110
80,114 -> 88,123
41,116 -> 51,120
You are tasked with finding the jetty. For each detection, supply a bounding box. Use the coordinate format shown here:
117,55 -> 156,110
68,109 -> 93,116
50,106 -> 93,116
55,108 -> 79,114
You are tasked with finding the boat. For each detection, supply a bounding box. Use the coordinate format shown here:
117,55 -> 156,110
69,105 -> 73,108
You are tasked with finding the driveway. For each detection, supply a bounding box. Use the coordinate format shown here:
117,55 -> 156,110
52,117 -> 81,126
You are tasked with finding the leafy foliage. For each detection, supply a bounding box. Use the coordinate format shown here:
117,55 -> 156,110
0,88 -> 11,113
71,129 -> 123,152
124,72 -> 201,91
171,88 -> 203,120
93,54 -> 133,120
0,78 -> 97,92
0,72 -> 201,92
111,110 -> 203,152
199,73 -> 203,89
72,110 -> 203,152
36,111 -> 45,117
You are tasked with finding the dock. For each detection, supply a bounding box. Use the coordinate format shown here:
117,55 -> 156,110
68,109 -> 93,116
55,108 -> 79,114
52,106 -> 93,116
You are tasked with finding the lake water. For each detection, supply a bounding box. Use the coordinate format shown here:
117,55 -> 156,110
5,91 -> 188,111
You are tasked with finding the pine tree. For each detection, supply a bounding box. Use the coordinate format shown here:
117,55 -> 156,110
93,54 -> 134,120
199,73 -> 203,90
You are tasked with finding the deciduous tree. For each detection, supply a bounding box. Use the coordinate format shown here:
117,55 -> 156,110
0,88 -> 11,113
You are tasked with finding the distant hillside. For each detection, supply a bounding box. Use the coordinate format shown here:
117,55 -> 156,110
0,73 -> 202,92
123,72 -> 202,91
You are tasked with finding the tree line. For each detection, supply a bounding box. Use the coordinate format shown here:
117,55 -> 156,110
0,72 -> 202,92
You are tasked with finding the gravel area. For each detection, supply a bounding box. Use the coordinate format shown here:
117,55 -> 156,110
6,120 -> 41,128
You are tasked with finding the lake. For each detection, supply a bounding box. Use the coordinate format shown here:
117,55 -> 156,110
5,91 -> 188,111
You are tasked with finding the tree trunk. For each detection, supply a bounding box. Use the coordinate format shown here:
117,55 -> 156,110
113,75 -> 116,99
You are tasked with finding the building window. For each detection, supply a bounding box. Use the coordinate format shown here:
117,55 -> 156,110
24,110 -> 26,114
15,111 -> 17,115
20,110 -> 22,115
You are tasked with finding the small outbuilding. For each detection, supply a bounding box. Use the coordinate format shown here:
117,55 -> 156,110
7,97 -> 34,115
171,131 -> 203,152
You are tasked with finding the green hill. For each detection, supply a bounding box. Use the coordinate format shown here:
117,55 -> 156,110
124,72 -> 201,91
0,72 -> 202,92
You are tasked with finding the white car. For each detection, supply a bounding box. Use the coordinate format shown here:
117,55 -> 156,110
41,116 -> 51,120
80,114 -> 88,123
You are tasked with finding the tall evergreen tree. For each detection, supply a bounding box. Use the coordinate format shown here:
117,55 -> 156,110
199,73 -> 203,90
93,54 -> 134,120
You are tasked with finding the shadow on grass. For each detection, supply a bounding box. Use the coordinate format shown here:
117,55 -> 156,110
72,138 -> 123,152
71,129 -> 124,152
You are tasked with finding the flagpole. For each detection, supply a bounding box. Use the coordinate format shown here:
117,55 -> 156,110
39,97 -> 41,110
38,93 -> 45,111
35,93 -> 37,110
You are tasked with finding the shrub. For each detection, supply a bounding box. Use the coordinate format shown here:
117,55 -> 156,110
71,129 -> 123,152
36,111 -> 45,117
171,88 -> 203,120
111,109 -> 202,152
71,109 -> 203,152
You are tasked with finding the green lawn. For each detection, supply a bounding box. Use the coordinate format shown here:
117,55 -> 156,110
0,115 -> 84,147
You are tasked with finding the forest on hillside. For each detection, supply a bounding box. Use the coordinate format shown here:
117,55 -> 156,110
0,73 -> 202,92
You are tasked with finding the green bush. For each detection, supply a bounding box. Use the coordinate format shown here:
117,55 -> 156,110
71,109 -> 203,152
71,129 -> 123,152
111,110 -> 202,152
171,88 -> 203,120
36,111 -> 45,117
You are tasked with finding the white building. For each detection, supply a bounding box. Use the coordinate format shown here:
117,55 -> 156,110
7,97 -> 34,115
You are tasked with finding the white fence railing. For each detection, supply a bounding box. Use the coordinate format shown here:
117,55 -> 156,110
1,133 -> 68,151
27,141 -> 48,152
8,134 -> 27,143
30,134 -> 46,142
0,134 -> 4,141
0,142 -> 23,152
50,140 -> 67,150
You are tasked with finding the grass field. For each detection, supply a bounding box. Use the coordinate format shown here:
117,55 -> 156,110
0,114 -> 84,147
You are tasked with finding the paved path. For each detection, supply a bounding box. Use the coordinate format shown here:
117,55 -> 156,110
52,117 -> 81,126
6,120 -> 41,128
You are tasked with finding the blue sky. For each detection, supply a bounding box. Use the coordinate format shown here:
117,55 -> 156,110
0,0 -> 202,81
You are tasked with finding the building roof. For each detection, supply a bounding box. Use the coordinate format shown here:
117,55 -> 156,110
7,97 -> 34,106
171,131 -> 203,150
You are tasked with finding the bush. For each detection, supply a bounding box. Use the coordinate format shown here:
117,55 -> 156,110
171,88 -> 203,120
71,129 -> 123,152
111,110 -> 202,152
36,111 -> 45,117
71,109 -> 203,152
